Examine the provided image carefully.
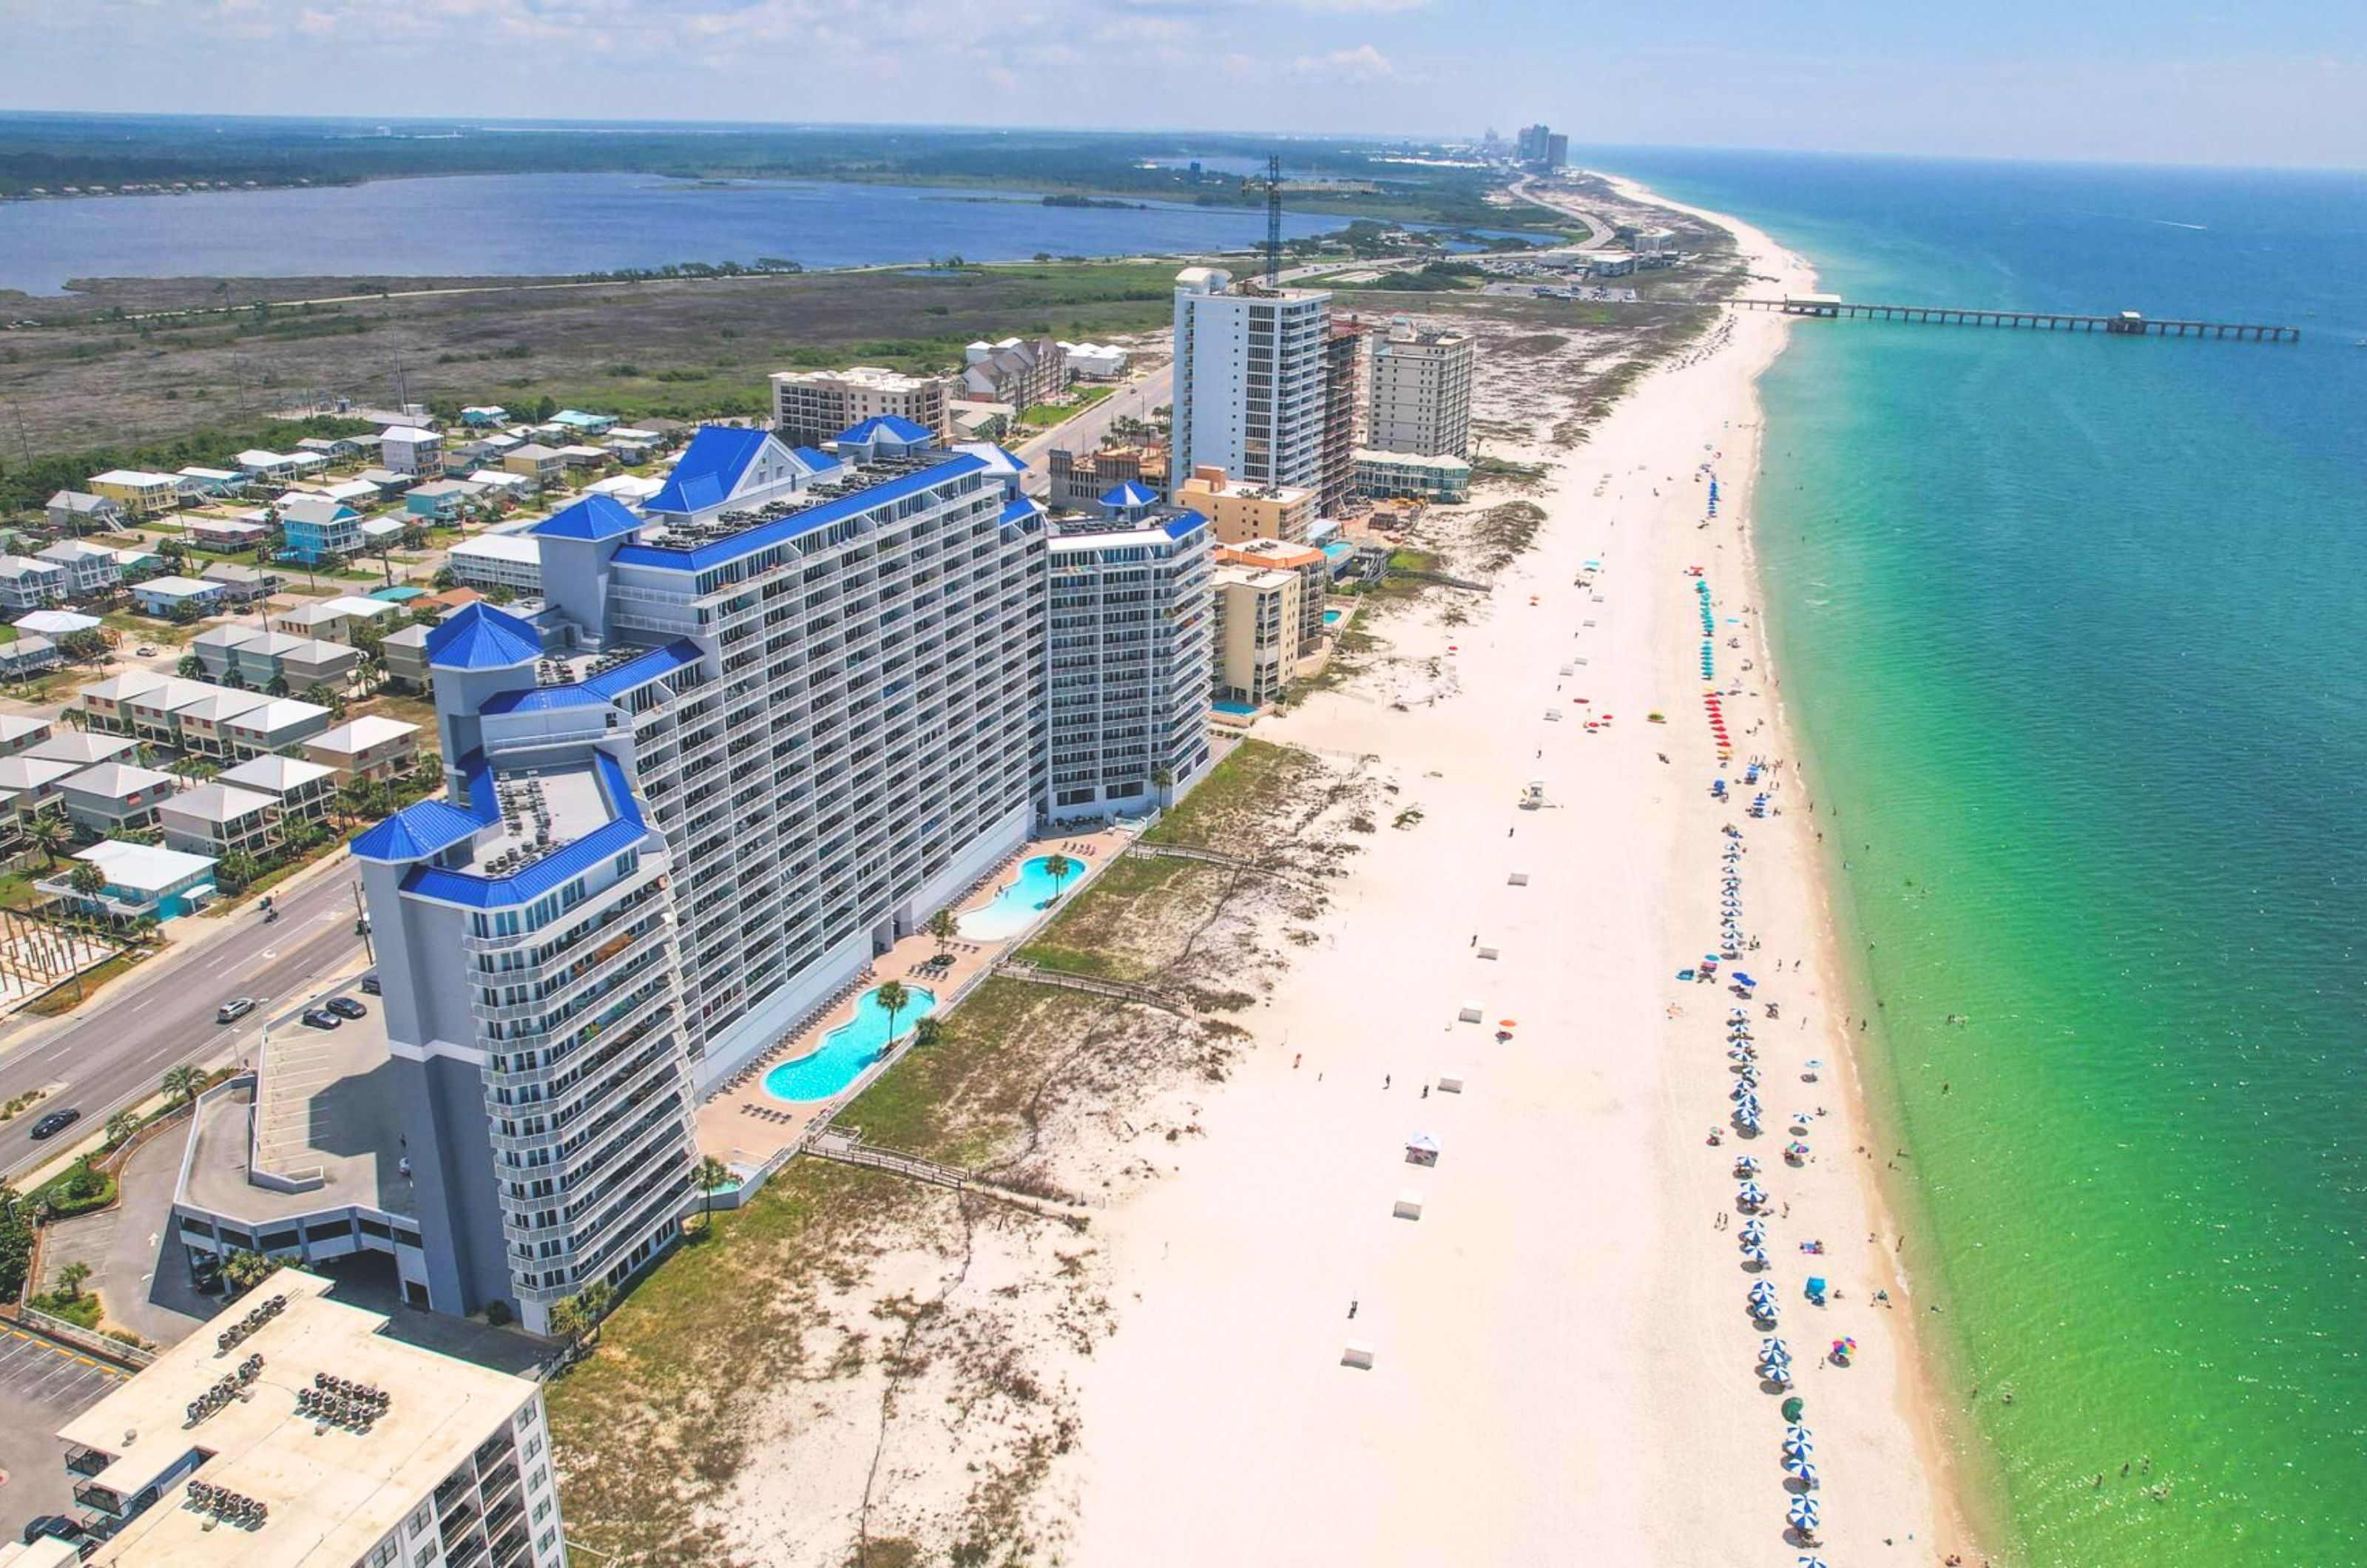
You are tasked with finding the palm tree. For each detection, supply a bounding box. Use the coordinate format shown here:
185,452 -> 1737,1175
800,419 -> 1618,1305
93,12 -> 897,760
1151,766 -> 1175,811
27,811 -> 67,870
68,860 -> 107,903
161,1064 -> 206,1114
911,1016 -> 944,1050
104,1109 -> 139,1149
223,1249 -> 277,1297
1042,852 -> 1075,902
55,1260 -> 92,1301
692,1155 -> 729,1233
874,979 -> 910,1047
926,908 -> 956,959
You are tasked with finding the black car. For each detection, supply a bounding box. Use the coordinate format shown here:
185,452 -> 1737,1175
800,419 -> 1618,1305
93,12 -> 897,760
300,1008 -> 342,1030
360,974 -> 382,996
21,1515 -> 84,1546
28,1108 -> 81,1140
191,1251 -> 223,1294
325,996 -> 368,1021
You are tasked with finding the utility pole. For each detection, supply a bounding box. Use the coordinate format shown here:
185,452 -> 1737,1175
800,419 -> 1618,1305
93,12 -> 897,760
351,880 -> 374,964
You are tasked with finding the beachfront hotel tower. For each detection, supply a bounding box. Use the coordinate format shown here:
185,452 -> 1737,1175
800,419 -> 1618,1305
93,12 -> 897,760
1171,266 -> 1334,493
345,419 -> 1049,1329
1043,483 -> 1215,823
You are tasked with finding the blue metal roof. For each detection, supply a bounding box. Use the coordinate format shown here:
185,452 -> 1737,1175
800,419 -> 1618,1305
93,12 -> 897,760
479,684 -> 607,715
425,603 -> 542,672
1163,509 -> 1208,539
1000,498 -> 1041,527
582,638 -> 703,699
350,798 -> 484,863
399,752 -> 652,909
1101,481 -> 1158,509
610,453 -> 988,575
791,447 -> 841,473
838,415 -> 932,446
644,426 -> 771,518
534,493 -> 642,542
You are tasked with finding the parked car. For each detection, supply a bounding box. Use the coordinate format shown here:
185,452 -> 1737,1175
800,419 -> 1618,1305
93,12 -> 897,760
135,645 -> 158,658
21,1516 -> 83,1547
28,1108 -> 81,1140
216,997 -> 256,1024
190,1251 -> 223,1294
300,1008 -> 342,1030
359,974 -> 382,996
324,996 -> 367,1020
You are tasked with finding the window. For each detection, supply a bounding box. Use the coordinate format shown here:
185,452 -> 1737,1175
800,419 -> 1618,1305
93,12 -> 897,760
366,1535 -> 400,1567
408,1501 -> 435,1537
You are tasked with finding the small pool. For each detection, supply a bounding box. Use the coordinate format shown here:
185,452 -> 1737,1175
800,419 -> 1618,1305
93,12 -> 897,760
1323,608 -> 1345,626
1213,699 -> 1261,717
956,854 -> 1073,941
764,984 -> 937,1103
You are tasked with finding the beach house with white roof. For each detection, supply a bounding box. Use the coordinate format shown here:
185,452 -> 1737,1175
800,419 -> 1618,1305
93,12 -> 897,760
0,555 -> 68,611
304,714 -> 420,783
221,697 -> 334,758
158,780 -> 283,858
446,532 -> 542,594
85,467 -> 181,518
37,839 -> 216,920
234,449 -> 299,480
45,490 -> 125,532
380,425 -> 444,477
218,752 -> 339,820
55,760 -> 180,834
36,538 -> 124,595
130,574 -> 229,618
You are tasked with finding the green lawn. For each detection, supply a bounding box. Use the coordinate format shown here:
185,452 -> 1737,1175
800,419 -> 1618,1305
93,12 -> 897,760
839,976 -> 1109,1166
27,1290 -> 102,1329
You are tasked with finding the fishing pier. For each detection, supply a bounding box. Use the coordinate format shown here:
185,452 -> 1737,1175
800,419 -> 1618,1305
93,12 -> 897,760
1736,294 -> 2300,342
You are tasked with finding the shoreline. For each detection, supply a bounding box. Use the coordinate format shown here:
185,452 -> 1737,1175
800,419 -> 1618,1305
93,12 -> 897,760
1604,171 -> 2002,1561
1047,176 -> 1982,1564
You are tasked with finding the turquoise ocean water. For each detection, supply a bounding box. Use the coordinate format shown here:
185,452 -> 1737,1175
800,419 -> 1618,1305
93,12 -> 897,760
1593,150 -> 2367,1564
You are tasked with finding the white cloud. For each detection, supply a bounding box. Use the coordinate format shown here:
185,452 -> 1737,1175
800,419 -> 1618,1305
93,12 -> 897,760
1292,0 -> 1431,12
1292,43 -> 1404,83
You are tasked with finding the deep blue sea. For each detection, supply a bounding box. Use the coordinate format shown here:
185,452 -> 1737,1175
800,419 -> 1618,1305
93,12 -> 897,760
1590,148 -> 2367,1564
0,172 -> 1365,294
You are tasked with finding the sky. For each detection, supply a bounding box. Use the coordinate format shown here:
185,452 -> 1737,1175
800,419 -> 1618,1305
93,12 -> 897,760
4,0 -> 2362,169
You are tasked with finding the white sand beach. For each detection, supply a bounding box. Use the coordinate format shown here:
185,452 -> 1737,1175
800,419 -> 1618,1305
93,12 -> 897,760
1061,192 -> 1974,1564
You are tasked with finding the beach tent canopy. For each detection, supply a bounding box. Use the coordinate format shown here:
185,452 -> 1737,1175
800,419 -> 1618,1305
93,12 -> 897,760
1405,1134 -> 1439,1155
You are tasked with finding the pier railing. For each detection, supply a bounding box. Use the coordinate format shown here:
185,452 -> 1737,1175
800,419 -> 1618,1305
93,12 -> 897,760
1734,298 -> 2299,342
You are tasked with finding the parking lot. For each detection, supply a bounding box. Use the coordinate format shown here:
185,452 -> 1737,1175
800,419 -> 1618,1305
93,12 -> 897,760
0,1323 -> 126,1538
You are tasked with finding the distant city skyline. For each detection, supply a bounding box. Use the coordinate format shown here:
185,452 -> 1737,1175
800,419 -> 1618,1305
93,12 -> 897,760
3,0 -> 2361,170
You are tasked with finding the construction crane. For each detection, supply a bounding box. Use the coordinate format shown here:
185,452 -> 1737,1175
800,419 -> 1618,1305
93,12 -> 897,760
1241,154 -> 1284,285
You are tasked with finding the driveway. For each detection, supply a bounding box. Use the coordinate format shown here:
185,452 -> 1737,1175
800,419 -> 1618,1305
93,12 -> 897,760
37,1118 -> 214,1351
0,1322 -> 126,1540
1013,360 -> 1174,497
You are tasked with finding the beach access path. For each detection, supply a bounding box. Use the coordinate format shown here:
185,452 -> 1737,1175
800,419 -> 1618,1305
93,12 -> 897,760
1058,195 -> 1968,1563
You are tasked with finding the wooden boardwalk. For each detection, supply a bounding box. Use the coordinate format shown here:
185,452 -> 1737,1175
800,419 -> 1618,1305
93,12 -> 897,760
1735,297 -> 2300,342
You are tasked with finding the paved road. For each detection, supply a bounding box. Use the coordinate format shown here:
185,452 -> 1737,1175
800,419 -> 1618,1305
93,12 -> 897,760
0,867 -> 368,1181
1510,177 -> 1615,249
1013,360 -> 1175,498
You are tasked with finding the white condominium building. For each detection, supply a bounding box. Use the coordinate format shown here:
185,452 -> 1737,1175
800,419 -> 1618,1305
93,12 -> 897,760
769,365 -> 952,449
339,419 -> 1046,1328
1366,318 -> 1476,459
1043,483 -> 1214,823
1171,267 -> 1333,492
48,1269 -> 564,1568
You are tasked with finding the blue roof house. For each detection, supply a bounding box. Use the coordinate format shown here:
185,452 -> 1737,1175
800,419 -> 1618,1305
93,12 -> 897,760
277,496 -> 363,564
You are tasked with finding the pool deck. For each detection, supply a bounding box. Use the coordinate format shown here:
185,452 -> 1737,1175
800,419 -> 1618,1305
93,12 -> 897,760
693,826 -> 1130,1169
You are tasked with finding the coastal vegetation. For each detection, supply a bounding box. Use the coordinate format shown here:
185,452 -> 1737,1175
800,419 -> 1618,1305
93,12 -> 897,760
0,260 -> 1185,467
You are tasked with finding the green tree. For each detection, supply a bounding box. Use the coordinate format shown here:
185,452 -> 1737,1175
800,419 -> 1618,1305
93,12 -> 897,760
104,1109 -> 139,1149
692,1155 -> 730,1232
68,860 -> 107,901
222,1248 -> 279,1297
215,849 -> 260,893
161,1063 -> 206,1113
0,1183 -> 32,1300
911,1016 -> 944,1050
55,1260 -> 91,1300
874,979 -> 910,1047
1042,852 -> 1075,901
27,811 -> 68,869
1151,766 -> 1175,810
175,653 -> 203,678
927,907 -> 956,959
